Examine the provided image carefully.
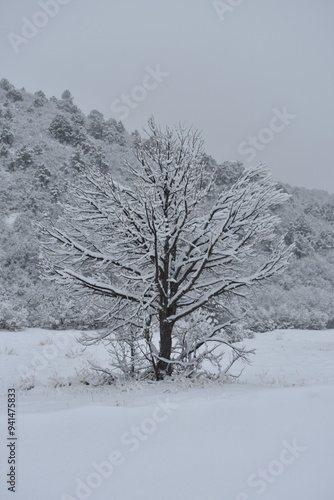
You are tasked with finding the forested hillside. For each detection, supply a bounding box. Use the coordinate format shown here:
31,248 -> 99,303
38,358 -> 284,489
1,78 -> 333,332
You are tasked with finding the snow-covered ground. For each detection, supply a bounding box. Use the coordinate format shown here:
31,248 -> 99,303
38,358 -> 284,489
0,328 -> 333,500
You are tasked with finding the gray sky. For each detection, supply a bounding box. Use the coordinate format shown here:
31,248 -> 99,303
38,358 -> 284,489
1,0 -> 334,192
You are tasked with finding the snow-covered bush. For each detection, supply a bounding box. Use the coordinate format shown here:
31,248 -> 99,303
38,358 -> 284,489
0,300 -> 28,331
0,124 -> 14,145
14,146 -> 35,170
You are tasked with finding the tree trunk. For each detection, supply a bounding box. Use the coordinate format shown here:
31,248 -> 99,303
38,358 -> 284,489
156,313 -> 173,379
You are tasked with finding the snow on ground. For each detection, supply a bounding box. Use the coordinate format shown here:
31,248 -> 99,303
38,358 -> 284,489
0,328 -> 333,500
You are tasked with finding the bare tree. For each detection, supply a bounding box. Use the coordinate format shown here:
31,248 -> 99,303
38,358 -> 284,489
38,118 -> 291,380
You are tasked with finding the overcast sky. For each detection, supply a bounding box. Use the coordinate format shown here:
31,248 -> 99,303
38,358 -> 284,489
1,0 -> 333,192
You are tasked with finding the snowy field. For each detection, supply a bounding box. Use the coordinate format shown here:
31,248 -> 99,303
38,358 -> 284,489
0,328 -> 334,500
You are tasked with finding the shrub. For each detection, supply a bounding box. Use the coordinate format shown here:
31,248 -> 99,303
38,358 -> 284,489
0,125 -> 14,146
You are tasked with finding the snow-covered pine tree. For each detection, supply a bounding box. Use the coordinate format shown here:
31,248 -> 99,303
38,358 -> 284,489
48,114 -> 74,144
38,118 -> 291,380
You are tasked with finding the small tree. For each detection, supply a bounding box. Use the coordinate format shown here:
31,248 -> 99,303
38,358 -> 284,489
103,118 -> 126,146
6,88 -> 23,102
15,145 -> 34,170
70,149 -> 86,172
87,109 -> 105,140
61,90 -> 73,102
0,124 -> 14,146
0,78 -> 12,91
48,114 -> 74,144
39,118 -> 291,380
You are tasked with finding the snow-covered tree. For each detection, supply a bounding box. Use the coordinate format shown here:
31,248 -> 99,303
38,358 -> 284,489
38,118 -> 291,380
70,149 -> 86,172
61,90 -> 73,102
15,145 -> 35,170
87,109 -> 105,140
6,87 -> 23,102
0,124 -> 14,146
48,114 -> 74,144
103,118 -> 126,146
